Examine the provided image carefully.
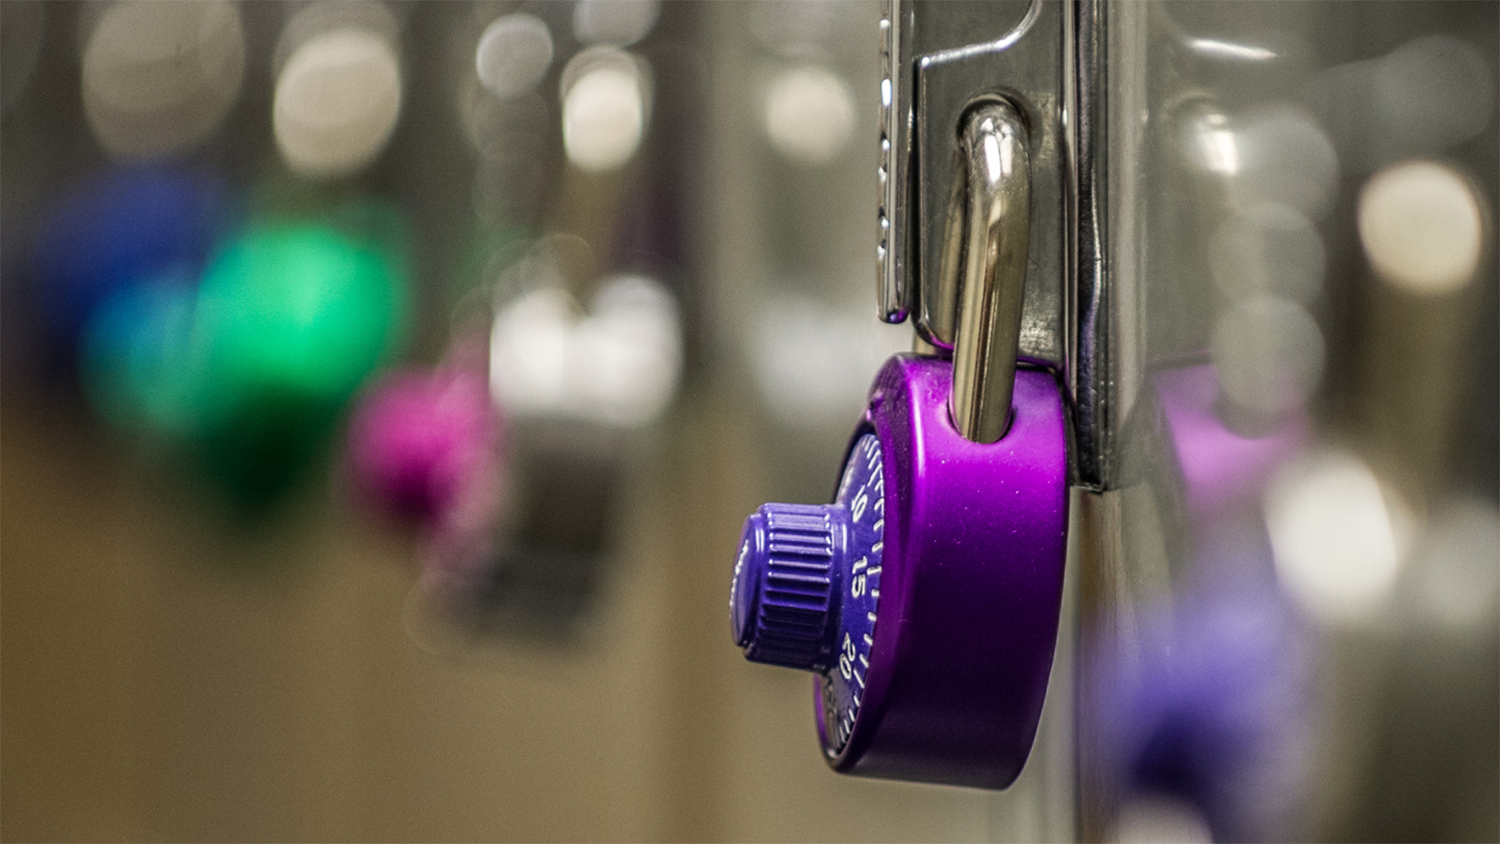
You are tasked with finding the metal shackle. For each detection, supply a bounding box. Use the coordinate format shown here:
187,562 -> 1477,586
938,98 -> 1032,444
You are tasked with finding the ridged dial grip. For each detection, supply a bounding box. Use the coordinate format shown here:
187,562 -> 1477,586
731,503 -> 844,671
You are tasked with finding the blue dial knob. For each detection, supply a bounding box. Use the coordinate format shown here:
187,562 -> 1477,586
732,433 -> 886,750
731,502 -> 842,669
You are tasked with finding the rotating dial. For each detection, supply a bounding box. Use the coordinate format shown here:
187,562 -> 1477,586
822,432 -> 885,753
730,433 -> 886,754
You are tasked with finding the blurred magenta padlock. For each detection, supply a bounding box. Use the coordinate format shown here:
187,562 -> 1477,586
730,100 -> 1070,788
345,339 -> 500,526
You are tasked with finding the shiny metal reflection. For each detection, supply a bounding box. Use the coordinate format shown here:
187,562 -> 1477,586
947,100 -> 1030,444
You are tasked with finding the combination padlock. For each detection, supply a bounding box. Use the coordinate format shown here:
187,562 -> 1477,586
729,87 -> 1070,787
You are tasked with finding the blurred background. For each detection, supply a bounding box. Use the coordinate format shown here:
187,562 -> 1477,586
0,1 -> 1494,842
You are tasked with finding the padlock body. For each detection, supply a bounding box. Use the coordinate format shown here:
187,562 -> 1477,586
816,353 -> 1069,789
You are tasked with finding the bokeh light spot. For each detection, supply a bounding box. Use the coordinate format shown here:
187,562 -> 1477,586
274,28 -> 402,179
573,0 -> 659,47
1358,160 -> 1487,296
561,50 -> 648,173
763,65 -> 855,167
1209,203 -> 1326,304
81,0 -> 245,160
476,13 -> 553,99
1209,296 -> 1324,419
489,275 -> 681,425
1232,106 -> 1339,219
1265,450 -> 1407,625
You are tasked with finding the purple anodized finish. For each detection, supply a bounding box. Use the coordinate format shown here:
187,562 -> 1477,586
731,353 -> 1070,789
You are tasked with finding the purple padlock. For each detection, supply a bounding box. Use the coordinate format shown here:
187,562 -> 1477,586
731,98 -> 1069,788
732,355 -> 1069,788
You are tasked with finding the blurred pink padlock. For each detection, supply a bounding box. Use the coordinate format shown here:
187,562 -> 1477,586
345,365 -> 498,523
343,332 -> 505,593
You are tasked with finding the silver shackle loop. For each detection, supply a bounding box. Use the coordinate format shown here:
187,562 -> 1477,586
943,99 -> 1031,444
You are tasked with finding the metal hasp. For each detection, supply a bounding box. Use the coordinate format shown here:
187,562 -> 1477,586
945,100 -> 1031,443
909,0 -> 1115,487
911,0 -> 1065,381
